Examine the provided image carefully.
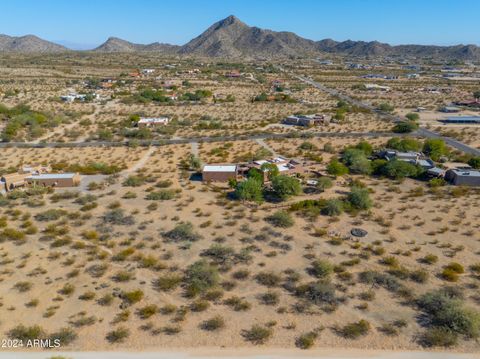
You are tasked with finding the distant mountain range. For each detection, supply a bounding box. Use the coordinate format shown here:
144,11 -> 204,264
1,15 -> 479,61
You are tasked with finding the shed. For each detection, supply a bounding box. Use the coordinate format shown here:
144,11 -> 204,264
202,165 -> 237,182
445,169 -> 480,186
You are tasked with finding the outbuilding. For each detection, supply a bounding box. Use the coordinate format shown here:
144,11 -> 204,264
26,173 -> 80,188
445,169 -> 480,186
202,165 -> 237,182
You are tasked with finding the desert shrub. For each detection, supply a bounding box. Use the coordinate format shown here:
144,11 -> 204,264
258,291 -> 280,305
185,260 -> 219,297
190,299 -> 210,312
327,159 -> 349,176
112,270 -> 134,282
122,290 -> 144,305
296,281 -> 337,305
106,327 -> 130,343
242,325 -> 273,344
347,186 -> 372,210
14,281 -> 33,292
309,259 -> 333,279
255,271 -> 281,287
34,209 -> 67,221
410,269 -> 429,283
296,331 -> 318,349
224,296 -> 251,311
145,190 -> 176,200
265,210 -> 294,228
153,274 -> 183,291
358,271 -> 403,293
122,175 -> 145,187
445,262 -> 464,274
163,222 -> 202,242
441,269 -> 459,282
421,254 -> 438,265
419,327 -> 458,347
321,199 -> 343,216
200,315 -> 225,331
137,304 -> 158,319
338,320 -> 370,339
49,327 -> 78,345
417,288 -> 480,339
102,208 -> 134,226
8,324 -> 46,341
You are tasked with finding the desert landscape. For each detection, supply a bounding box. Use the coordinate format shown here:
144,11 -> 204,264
0,5 -> 480,359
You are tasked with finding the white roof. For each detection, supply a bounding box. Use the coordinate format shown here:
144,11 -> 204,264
27,173 -> 77,180
277,164 -> 290,172
138,117 -> 169,123
203,165 -> 237,173
254,160 -> 268,165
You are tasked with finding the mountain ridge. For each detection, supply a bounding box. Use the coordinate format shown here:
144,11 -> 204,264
1,15 -> 479,60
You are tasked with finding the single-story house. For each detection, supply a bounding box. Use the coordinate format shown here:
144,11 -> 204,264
202,165 -> 237,182
283,114 -> 328,127
444,169 -> 480,186
439,106 -> 461,113
365,83 -> 391,91
1,173 -> 29,192
439,116 -> 480,124
26,173 -> 80,188
137,117 -> 170,128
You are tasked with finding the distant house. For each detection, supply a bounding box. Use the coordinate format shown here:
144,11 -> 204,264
225,70 -> 241,78
406,73 -> 420,79
202,165 -> 237,182
380,150 -> 434,169
439,116 -> 480,124
137,117 -> 170,128
26,173 -> 80,188
1,173 -> 28,192
454,100 -> 480,109
445,169 -> 480,186
365,83 -> 391,91
439,106 -> 461,113
283,114 -> 328,127
141,69 -> 155,75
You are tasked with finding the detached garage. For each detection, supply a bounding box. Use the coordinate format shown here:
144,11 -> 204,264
26,173 -> 81,188
202,165 -> 237,182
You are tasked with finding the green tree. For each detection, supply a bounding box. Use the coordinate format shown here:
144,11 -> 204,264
406,112 -> 420,121
322,199 -> 343,216
187,155 -> 202,171
386,137 -> 421,152
247,167 -> 264,183
393,121 -> 418,133
355,141 -> 373,156
423,139 -> 448,161
260,162 -> 279,181
271,175 -> 302,200
377,103 -> 394,113
473,90 -> 480,100
382,160 -> 422,179
327,159 -> 349,177
342,148 -> 372,175
467,157 -> 480,169
235,178 -> 263,203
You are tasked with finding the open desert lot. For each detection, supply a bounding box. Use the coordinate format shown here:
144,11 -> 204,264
0,8 -> 480,357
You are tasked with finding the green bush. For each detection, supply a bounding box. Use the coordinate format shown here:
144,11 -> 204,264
106,327 -> 130,343
347,186 -> 372,210
271,175 -> 302,200
163,222 -> 202,242
153,274 -> 183,291
8,324 -> 46,341
296,331 -> 318,349
185,260 -> 219,297
321,199 -> 343,216
309,259 -> 333,279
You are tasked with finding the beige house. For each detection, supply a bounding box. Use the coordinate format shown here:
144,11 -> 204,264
26,173 -> 80,188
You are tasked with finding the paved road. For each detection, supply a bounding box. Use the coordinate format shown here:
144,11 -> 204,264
288,70 -> 480,156
0,131 -> 400,149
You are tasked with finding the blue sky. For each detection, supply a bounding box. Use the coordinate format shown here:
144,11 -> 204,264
1,0 -> 478,49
